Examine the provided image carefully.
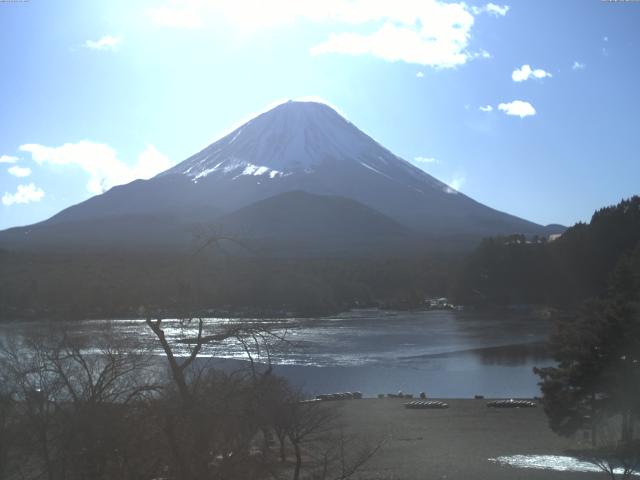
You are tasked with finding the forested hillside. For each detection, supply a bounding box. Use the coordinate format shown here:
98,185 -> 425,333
454,196 -> 640,307
0,249 -> 457,320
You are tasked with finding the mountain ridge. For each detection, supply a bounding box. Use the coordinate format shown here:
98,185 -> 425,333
214,190 -> 419,256
0,100 -> 564,255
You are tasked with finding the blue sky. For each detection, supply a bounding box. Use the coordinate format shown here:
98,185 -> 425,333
1,0 -> 639,230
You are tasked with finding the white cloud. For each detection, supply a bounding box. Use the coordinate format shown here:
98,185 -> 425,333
472,3 -> 510,16
19,142 -> 173,195
498,100 -> 536,118
7,166 -> 31,178
0,155 -> 18,164
511,64 -> 552,82
310,2 -> 476,68
84,35 -> 122,51
133,145 -> 174,182
479,105 -> 493,112
2,183 -> 45,206
445,175 -> 465,194
414,156 -> 439,164
149,1 -> 500,68
416,71 -> 424,78
572,61 -> 586,70
485,3 -> 509,16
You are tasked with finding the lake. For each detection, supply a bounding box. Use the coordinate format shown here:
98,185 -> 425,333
0,309 -> 554,398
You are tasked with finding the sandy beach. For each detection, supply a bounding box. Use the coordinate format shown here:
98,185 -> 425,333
331,398 -> 604,480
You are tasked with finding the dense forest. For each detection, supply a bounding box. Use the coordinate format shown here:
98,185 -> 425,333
454,196 -> 640,307
0,248 -> 458,320
1,196 -> 638,321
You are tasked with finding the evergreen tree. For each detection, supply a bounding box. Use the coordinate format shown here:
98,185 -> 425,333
535,248 -> 640,445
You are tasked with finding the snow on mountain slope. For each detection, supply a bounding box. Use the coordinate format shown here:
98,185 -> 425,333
161,100 -> 446,193
154,100 -> 547,237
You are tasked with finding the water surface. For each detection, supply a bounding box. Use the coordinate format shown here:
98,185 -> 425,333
0,309 -> 554,397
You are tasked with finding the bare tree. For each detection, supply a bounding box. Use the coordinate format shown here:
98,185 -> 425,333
0,328 -> 160,480
311,431 -> 384,480
0,387 -> 16,479
287,400 -> 337,480
281,397 -> 384,480
143,315 -> 289,479
142,314 -> 383,480
570,418 -> 640,480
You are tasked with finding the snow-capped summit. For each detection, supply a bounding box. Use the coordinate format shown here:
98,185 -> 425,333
162,100 -> 441,190
165,101 -> 361,179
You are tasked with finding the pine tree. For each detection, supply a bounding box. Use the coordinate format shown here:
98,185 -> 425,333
535,248 -> 640,446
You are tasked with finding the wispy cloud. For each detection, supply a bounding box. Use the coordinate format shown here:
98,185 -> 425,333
2,183 -> 45,206
498,100 -> 536,118
512,64 -> 552,82
471,3 -> 510,16
600,36 -> 610,56
7,166 -> 31,178
149,1 -> 504,68
84,35 -> 122,51
572,61 -> 586,70
414,156 -> 439,164
479,105 -> 493,112
474,50 -> 492,60
0,155 -> 18,164
416,71 -> 424,78
19,142 -> 173,195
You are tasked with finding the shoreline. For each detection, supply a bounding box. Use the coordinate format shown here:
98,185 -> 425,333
201,356 -> 548,399
0,303 -> 564,323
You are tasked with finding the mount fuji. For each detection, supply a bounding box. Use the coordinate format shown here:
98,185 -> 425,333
0,101 -> 562,255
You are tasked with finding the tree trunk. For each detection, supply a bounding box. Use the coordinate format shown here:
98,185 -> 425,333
279,436 -> 286,462
261,427 -> 271,457
146,319 -> 191,404
293,442 -> 302,480
621,410 -> 633,444
591,394 -> 597,447
164,414 -> 194,480
39,422 -> 54,480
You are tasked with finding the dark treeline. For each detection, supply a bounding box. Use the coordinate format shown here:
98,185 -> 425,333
454,196 -> 640,308
0,248 -> 459,320
2,196 -> 638,321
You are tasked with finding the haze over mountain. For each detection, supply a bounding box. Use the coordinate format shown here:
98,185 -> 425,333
0,101 -> 562,255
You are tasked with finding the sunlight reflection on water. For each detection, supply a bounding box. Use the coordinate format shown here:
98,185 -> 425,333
490,455 -> 640,475
0,309 -> 555,396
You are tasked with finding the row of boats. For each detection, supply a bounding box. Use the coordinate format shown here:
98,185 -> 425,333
404,400 -> 449,409
486,399 -> 537,408
315,392 -> 363,401
379,392 -> 426,399
313,392 -> 537,408
404,398 -> 537,409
